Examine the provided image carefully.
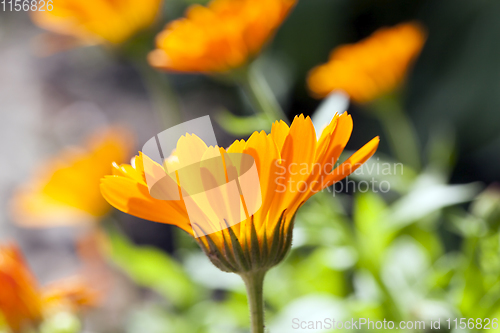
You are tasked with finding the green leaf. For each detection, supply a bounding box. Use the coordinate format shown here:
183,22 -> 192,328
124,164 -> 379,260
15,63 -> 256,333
354,192 -> 395,270
405,224 -> 444,260
108,230 -> 201,308
126,304 -> 203,333
354,191 -> 388,236
215,109 -> 270,135
389,173 -> 482,228
471,186 -> 500,229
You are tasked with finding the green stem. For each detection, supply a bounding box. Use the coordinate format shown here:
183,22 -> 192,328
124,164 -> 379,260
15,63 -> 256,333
134,61 -> 182,129
372,96 -> 421,171
113,36 -> 183,130
239,65 -> 288,124
371,268 -> 404,321
241,271 -> 267,333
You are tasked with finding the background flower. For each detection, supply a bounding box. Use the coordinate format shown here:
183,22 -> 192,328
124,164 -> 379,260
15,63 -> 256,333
307,22 -> 426,103
0,245 -> 42,333
0,244 -> 99,333
31,0 -> 163,45
148,0 -> 296,73
11,128 -> 132,227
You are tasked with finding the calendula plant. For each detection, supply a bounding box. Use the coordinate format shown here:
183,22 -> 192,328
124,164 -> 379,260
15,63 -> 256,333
100,113 -> 379,332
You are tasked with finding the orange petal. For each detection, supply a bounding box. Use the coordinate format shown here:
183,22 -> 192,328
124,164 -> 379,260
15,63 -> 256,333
242,131 -> 280,231
269,115 -> 316,222
323,136 -> 380,188
320,112 -> 353,167
100,176 -> 193,235
0,245 -> 42,332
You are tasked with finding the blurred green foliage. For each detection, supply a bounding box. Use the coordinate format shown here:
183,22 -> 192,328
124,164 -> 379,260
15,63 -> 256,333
107,134 -> 499,332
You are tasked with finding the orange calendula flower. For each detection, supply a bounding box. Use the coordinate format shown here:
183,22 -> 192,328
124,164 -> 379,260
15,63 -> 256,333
42,277 -> 101,315
101,113 -> 379,273
31,0 -> 163,45
11,128 -> 132,227
0,245 -> 99,333
307,22 -> 426,103
0,245 -> 42,333
148,0 -> 296,73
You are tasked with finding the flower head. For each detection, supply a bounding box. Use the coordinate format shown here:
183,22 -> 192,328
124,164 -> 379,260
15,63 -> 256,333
11,128 -> 132,227
0,245 -> 42,333
42,277 -> 101,315
101,114 -> 379,273
307,22 -> 426,103
148,0 -> 296,73
31,0 -> 163,45
0,244 -> 101,333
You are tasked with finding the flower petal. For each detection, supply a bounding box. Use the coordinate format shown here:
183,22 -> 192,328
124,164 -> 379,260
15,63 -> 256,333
269,115 -> 316,223
100,176 -> 193,235
270,120 -> 290,152
323,136 -> 380,188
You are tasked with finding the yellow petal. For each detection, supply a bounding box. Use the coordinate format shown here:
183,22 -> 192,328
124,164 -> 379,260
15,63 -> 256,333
270,120 -> 290,152
11,127 -> 132,227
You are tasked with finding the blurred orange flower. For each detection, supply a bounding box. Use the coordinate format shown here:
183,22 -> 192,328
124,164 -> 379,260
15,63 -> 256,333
42,277 -> 101,315
11,128 -> 132,228
0,245 -> 42,333
101,114 -> 379,273
0,244 -> 99,333
148,0 -> 296,73
31,0 -> 163,45
307,22 -> 426,103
